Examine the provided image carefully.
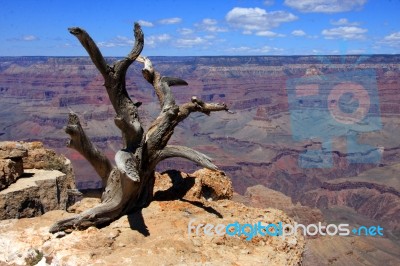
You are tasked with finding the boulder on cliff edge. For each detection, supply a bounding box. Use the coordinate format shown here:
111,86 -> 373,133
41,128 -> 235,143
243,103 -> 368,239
0,141 -> 76,220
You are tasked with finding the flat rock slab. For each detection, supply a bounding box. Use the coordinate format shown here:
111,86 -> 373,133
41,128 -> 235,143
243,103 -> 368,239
0,169 -> 74,219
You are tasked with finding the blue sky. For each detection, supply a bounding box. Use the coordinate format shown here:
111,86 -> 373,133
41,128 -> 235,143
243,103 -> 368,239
0,0 -> 399,56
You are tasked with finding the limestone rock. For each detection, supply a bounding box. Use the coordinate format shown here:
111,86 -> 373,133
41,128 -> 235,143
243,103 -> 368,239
20,142 -> 77,212
0,168 -> 75,219
0,141 -> 76,220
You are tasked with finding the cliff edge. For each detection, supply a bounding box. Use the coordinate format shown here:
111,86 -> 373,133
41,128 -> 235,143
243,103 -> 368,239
0,168 -> 305,265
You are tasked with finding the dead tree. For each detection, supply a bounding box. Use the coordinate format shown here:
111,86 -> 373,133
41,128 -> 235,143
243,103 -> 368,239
49,23 -> 230,233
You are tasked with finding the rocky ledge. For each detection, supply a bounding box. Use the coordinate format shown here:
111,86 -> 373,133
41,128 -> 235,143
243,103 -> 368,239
0,168 -> 305,265
0,198 -> 304,266
0,141 -> 76,220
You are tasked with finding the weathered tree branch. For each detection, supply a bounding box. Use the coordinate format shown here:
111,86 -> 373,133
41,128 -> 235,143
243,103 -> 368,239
68,24 -> 145,150
115,149 -> 140,182
138,56 -> 188,109
50,168 -> 141,232
137,56 -> 160,102
65,113 -> 112,186
138,57 -> 229,152
157,145 -> 218,170
178,96 -> 229,120
68,27 -> 109,78
114,23 -> 144,77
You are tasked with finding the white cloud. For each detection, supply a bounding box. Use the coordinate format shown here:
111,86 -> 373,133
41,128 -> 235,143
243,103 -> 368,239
381,32 -> 400,47
8,35 -> 39,41
196,18 -> 228,33
305,48 -> 368,55
291,30 -> 306,36
98,36 -> 133,48
225,7 -> 297,32
146,34 -> 171,47
138,20 -> 154,27
202,18 -> 217,25
159,17 -> 182,25
263,0 -> 275,6
330,18 -> 359,26
227,45 -> 283,54
202,25 -> 228,33
384,32 -> 400,42
204,35 -> 216,39
98,34 -> 170,48
177,28 -> 194,35
322,26 -> 367,40
176,37 -> 208,48
257,46 -> 284,54
23,35 -> 38,41
226,46 -> 252,53
284,0 -> 367,13
97,42 -> 117,48
256,31 -> 284,37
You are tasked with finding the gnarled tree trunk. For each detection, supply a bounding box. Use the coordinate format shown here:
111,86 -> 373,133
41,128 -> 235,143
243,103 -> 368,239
49,23 -> 230,233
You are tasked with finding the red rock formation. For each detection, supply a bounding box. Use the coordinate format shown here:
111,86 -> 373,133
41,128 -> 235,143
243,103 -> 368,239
0,55 -> 399,243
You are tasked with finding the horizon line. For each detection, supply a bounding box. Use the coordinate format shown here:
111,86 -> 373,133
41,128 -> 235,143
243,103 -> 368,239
0,53 -> 399,58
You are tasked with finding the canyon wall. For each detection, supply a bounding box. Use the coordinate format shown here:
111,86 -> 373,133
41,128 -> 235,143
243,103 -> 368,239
0,55 -> 399,239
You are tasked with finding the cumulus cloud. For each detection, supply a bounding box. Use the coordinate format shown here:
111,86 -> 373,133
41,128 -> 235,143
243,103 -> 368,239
284,0 -> 367,13
384,32 -> 400,41
137,20 -> 154,27
98,34 -> 170,48
202,18 -> 217,25
330,18 -> 359,26
196,18 -> 228,33
98,36 -> 134,48
225,7 -> 297,32
227,45 -> 283,54
381,32 -> 400,47
146,34 -> 171,47
174,18 -> 227,48
159,17 -> 182,25
322,26 -> 367,40
177,28 -> 194,35
175,37 -> 208,48
23,35 -> 38,41
291,30 -> 306,36
256,31 -> 284,37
